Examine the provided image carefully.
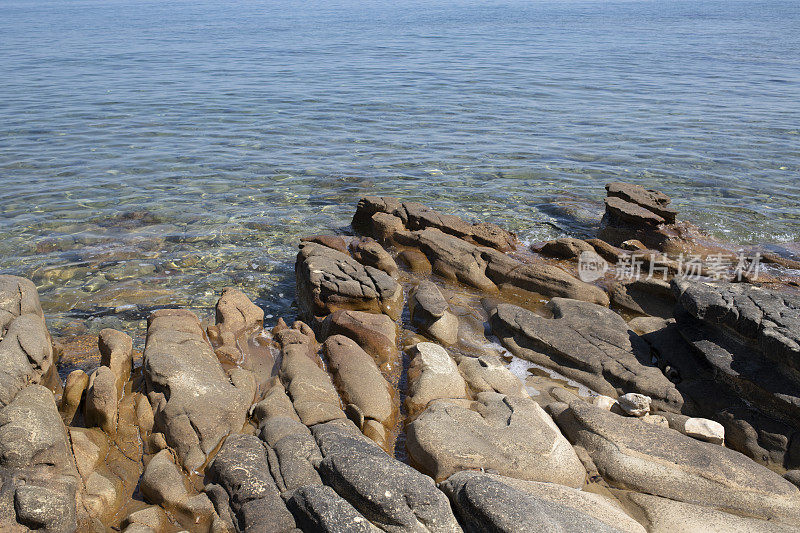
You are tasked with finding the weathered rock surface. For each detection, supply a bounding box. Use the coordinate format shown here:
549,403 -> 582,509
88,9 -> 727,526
353,196 -> 516,252
624,492 -> 800,533
673,279 -> 800,466
0,385 -> 80,532
274,320 -> 346,426
322,335 -> 397,451
538,237 -> 596,260
208,434 -> 297,532
606,182 -> 677,223
351,198 -> 608,305
439,471 -> 624,533
405,343 -> 468,417
143,309 -> 257,471
259,416 -> 322,494
490,299 -> 683,412
349,237 -> 399,278
84,365 -> 119,436
98,328 -> 133,393
683,417 -> 725,445
317,309 -> 399,375
456,353 -> 527,398
453,473 -> 645,533
610,278 -> 675,318
409,281 -> 459,346
60,368 -> 89,425
286,485 -> 379,533
617,393 -> 651,417
295,241 -> 403,320
0,276 -> 56,408
407,392 -> 586,485
312,420 -> 462,533
553,400 -> 800,522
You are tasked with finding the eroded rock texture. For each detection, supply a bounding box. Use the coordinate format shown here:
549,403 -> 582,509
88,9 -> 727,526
295,241 -> 403,320
673,279 -> 800,468
351,197 -> 609,305
0,275 -> 57,408
552,400 -> 800,524
0,385 -> 80,532
407,392 -> 586,486
143,309 -> 257,471
490,299 -> 683,412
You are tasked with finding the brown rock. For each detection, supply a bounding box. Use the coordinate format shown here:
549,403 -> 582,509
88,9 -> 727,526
85,366 -> 118,436
99,329 -> 133,392
349,237 -> 400,278
296,241 -> 403,320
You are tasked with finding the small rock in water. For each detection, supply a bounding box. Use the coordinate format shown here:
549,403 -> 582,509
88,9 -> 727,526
618,393 -> 651,417
683,417 -> 725,445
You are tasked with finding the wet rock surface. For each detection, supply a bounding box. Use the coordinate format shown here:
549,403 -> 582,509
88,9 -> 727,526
6,185 -> 800,532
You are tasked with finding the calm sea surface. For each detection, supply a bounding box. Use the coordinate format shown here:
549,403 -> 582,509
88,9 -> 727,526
1,0 -> 799,339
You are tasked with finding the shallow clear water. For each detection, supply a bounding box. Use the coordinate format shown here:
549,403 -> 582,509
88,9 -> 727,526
1,0 -> 799,339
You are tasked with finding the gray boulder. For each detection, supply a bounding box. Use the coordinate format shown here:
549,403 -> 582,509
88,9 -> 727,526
208,434 -> 297,532
439,471 -> 625,533
286,485 -> 379,532
143,309 -> 257,471
0,276 -> 56,408
553,400 -> 800,522
312,420 -> 462,533
409,281 -> 459,346
295,241 -> 403,320
490,299 -> 683,412
0,385 -> 80,532
406,392 -> 586,486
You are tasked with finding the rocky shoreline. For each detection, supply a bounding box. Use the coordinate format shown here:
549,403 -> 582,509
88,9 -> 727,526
2,182 -> 800,532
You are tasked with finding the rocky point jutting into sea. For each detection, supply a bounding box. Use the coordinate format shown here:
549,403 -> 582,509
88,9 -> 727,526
2,182 -> 800,532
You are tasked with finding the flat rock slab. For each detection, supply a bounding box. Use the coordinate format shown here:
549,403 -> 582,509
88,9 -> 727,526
625,492 -> 800,533
143,309 -> 257,471
312,420 -> 462,533
606,182 -> 676,223
406,392 -> 586,486
490,299 -> 683,412
553,400 -> 800,522
439,471 -> 625,533
295,241 -> 402,320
